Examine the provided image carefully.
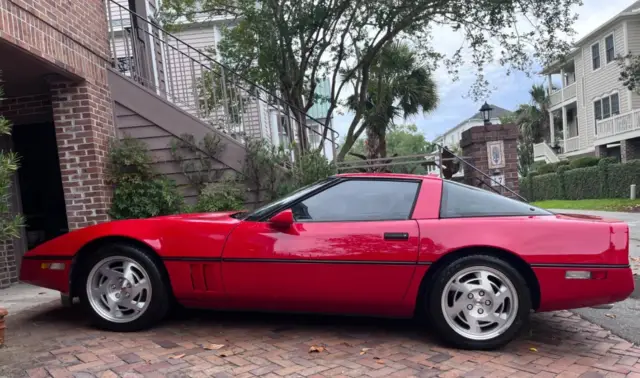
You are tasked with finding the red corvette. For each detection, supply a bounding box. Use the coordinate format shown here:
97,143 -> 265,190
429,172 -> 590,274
20,173 -> 634,349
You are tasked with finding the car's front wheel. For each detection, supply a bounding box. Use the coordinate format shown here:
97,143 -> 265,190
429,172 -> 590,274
78,244 -> 170,332
427,255 -> 531,350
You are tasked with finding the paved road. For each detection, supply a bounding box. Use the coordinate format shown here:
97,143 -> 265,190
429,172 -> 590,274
550,209 -> 640,344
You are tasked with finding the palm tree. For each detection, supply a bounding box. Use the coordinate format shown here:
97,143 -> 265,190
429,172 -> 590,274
515,84 -> 551,176
348,42 -> 439,160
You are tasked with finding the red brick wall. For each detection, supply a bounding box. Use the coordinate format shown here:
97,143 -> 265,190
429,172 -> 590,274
49,79 -> 114,230
460,124 -> 520,198
0,93 -> 52,125
0,0 -> 116,286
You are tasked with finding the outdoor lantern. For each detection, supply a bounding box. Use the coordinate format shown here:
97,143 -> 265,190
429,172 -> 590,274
480,102 -> 493,125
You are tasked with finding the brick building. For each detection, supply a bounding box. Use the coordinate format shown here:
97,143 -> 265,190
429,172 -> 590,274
0,0 -> 335,288
0,0 -> 117,287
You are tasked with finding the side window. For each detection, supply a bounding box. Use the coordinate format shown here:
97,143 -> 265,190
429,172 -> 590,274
605,34 -> 615,64
291,179 -> 420,222
440,181 -> 552,218
592,43 -> 600,70
611,93 -> 620,116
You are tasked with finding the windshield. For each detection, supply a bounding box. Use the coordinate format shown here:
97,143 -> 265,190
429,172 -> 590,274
242,178 -> 335,221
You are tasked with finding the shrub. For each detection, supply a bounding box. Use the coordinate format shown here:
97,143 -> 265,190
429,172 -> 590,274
568,156 -> 600,170
108,136 -> 184,220
563,166 -> 601,200
110,177 -> 184,220
531,173 -> 562,201
0,77 -> 23,239
536,160 -> 569,174
189,177 -> 245,213
607,160 -> 640,198
525,158 -> 640,200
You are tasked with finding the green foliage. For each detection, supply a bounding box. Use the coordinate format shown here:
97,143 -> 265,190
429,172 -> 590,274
346,42 -> 438,160
108,136 -> 184,220
345,124 -> 436,174
521,159 -> 640,201
290,151 -> 336,189
568,156 -> 601,170
243,139 -> 291,202
562,166 -> 600,200
535,160 -> 569,174
515,85 -> 551,177
107,136 -> 154,183
170,132 -> 226,190
162,0 -> 580,160
110,177 -> 184,220
0,76 -> 24,240
618,54 -> 640,93
188,177 -> 245,213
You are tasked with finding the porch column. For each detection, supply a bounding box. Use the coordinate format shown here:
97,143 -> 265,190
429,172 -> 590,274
549,111 -> 555,145
48,77 -> 116,230
562,106 -> 568,152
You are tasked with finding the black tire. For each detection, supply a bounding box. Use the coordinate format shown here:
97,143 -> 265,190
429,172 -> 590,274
77,243 -> 170,332
425,254 -> 531,350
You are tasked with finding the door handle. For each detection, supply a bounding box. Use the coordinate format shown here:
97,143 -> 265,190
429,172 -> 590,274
384,232 -> 409,241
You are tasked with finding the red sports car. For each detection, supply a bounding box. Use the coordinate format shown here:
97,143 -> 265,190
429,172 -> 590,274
20,173 -> 634,349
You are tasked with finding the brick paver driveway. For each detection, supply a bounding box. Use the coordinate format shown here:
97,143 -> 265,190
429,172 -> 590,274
1,302 -> 640,378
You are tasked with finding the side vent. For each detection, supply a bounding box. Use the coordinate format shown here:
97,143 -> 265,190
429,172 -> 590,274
189,263 -> 219,291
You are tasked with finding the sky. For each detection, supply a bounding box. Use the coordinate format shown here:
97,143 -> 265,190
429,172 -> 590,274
330,0 -> 636,142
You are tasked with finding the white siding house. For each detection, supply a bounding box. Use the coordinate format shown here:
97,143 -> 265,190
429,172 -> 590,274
433,105 -> 513,150
537,0 -> 640,163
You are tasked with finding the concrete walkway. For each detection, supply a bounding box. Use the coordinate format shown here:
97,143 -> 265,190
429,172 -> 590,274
0,283 -> 59,315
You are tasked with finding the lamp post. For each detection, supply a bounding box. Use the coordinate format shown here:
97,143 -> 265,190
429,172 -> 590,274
480,102 -> 493,126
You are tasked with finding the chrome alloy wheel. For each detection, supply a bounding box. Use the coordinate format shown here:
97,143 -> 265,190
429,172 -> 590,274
440,266 -> 518,341
86,256 -> 152,323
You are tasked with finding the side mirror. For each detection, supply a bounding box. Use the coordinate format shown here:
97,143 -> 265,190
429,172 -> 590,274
269,209 -> 294,228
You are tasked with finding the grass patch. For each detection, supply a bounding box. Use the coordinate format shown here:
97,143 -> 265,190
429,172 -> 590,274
532,199 -> 640,212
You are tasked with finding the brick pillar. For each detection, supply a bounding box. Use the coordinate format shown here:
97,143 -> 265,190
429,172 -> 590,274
49,78 -> 115,230
460,124 -> 520,198
595,145 -> 608,158
620,138 -> 640,162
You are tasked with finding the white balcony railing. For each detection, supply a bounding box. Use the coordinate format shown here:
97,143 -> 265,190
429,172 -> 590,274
549,83 -> 577,107
549,90 -> 562,106
596,108 -> 640,139
564,83 -> 576,100
533,142 -> 560,163
564,136 -> 580,152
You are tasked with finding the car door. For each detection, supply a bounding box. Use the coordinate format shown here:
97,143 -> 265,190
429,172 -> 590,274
221,178 -> 421,316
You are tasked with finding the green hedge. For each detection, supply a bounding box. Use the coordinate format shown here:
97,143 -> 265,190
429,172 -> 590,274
521,158 -> 640,201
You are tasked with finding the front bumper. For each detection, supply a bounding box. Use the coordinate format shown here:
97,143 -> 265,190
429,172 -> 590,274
534,266 -> 634,312
20,257 -> 72,294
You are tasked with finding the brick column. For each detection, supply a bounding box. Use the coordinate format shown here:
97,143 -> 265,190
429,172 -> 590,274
460,124 -> 520,198
595,145 -> 608,158
620,138 -> 640,162
49,78 -> 116,230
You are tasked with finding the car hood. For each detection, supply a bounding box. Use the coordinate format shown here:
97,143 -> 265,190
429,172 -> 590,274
149,211 -> 244,221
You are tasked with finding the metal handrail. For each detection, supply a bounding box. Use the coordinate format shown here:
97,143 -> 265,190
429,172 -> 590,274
433,143 -> 528,202
105,0 -> 338,159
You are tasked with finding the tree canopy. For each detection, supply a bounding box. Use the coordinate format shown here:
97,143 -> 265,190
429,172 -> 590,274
161,0 -> 580,160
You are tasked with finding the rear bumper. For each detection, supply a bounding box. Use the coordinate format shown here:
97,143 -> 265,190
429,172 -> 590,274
534,266 -> 634,312
19,257 -> 71,294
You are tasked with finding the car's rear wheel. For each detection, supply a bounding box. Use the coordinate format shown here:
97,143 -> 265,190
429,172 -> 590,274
426,255 -> 531,350
78,244 -> 170,332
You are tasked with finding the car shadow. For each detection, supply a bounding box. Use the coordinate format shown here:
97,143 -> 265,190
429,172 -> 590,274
14,300 -> 575,351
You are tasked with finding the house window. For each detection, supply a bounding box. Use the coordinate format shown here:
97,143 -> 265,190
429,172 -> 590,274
605,34 -> 615,63
603,97 -> 611,119
594,93 -> 621,133
592,43 -> 600,70
611,93 -> 620,115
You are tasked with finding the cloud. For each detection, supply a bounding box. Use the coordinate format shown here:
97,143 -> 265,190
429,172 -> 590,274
331,0 -> 633,143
